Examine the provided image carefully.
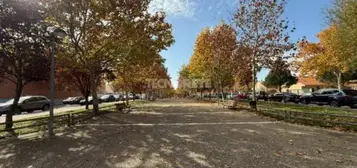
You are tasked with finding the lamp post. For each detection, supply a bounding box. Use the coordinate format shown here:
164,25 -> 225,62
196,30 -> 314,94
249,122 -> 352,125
48,28 -> 67,137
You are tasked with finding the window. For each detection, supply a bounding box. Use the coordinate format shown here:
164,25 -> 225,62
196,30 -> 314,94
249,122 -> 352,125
343,90 -> 357,96
321,91 -> 332,95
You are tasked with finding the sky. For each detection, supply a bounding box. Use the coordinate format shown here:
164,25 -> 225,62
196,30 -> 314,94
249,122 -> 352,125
149,0 -> 334,88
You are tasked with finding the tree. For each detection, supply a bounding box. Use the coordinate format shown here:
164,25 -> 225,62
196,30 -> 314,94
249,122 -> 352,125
113,11 -> 174,104
56,65 -> 92,109
0,0 -> 50,131
186,23 -> 237,100
46,0 -> 174,114
186,28 -> 213,98
328,0 -> 357,64
233,46 -> 254,91
296,26 -> 353,89
264,58 -> 297,92
177,65 -> 191,97
233,0 -> 295,109
209,23 -> 237,101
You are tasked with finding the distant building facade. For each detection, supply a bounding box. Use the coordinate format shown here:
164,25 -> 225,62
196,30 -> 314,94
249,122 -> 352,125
282,77 -> 329,95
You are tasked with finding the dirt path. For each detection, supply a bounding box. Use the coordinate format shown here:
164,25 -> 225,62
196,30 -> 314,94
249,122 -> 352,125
0,99 -> 356,168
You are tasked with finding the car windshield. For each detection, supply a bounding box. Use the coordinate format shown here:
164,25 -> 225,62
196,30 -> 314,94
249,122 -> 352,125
343,90 -> 357,96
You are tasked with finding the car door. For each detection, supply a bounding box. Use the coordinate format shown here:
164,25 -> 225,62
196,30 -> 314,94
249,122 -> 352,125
36,97 -> 48,109
22,97 -> 37,110
310,90 -> 323,104
317,91 -> 332,104
272,93 -> 282,101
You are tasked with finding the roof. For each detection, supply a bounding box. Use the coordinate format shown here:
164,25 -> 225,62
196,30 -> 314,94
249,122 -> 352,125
298,77 -> 328,86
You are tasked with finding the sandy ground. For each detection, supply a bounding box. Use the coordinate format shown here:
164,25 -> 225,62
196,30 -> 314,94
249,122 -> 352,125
0,99 -> 356,168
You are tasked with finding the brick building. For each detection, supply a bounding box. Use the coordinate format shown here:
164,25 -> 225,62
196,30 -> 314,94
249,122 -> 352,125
0,79 -> 81,99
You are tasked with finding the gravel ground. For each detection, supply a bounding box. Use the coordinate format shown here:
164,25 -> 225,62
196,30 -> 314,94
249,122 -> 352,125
0,99 -> 356,168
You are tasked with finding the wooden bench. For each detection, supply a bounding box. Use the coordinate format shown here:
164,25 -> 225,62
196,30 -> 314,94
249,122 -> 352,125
115,103 -> 131,113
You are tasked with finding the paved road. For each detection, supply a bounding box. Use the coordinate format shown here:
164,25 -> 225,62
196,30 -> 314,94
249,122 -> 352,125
0,99 -> 356,168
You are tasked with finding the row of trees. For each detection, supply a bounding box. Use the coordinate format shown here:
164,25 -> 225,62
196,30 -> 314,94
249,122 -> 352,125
294,0 -> 357,89
179,0 -> 357,106
178,0 -> 296,108
0,0 -> 174,131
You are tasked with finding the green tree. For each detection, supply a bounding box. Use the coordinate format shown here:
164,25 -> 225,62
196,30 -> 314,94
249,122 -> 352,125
0,0 -> 50,131
264,58 -> 297,92
329,0 -> 357,63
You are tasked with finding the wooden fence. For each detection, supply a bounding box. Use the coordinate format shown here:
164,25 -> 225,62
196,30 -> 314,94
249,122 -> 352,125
0,105 -> 116,139
232,101 -> 357,131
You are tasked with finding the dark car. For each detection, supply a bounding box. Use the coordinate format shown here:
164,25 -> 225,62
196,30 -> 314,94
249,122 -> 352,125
100,94 -> 116,102
248,91 -> 268,101
71,97 -> 84,104
299,89 -> 357,107
113,94 -> 123,101
63,96 -> 84,105
268,92 -> 300,103
79,96 -> 102,106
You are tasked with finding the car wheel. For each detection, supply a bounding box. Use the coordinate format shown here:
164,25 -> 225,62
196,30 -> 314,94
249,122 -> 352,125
281,99 -> 286,104
330,100 -> 340,107
301,99 -> 309,104
42,104 -> 50,111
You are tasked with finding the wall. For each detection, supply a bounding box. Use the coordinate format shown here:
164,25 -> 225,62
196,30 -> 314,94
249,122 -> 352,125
0,79 -> 81,99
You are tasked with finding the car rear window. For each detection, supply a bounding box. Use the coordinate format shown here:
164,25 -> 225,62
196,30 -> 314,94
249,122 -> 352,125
343,90 -> 357,96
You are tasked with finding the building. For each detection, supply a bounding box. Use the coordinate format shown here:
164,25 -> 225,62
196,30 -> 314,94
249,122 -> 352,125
0,79 -> 81,99
282,77 -> 329,95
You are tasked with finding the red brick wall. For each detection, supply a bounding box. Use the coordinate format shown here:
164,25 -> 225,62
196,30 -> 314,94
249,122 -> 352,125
0,79 -> 82,99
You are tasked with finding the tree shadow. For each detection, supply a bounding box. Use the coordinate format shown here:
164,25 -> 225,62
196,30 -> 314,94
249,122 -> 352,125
1,100 -> 357,168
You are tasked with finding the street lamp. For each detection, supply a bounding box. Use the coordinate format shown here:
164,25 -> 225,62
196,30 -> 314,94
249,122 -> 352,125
48,28 -> 67,137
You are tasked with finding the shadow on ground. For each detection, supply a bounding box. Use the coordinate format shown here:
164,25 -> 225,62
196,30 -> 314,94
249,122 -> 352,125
0,99 -> 356,168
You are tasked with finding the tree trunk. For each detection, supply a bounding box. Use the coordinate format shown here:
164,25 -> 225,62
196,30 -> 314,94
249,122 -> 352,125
278,85 -> 282,92
90,75 -> 99,116
336,72 -> 342,89
220,81 -> 224,102
84,96 -> 89,110
6,80 -> 23,132
125,88 -> 129,105
250,56 -> 257,110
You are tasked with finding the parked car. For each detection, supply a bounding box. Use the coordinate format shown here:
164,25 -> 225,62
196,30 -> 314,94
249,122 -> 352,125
134,95 -> 141,99
232,93 -> 249,100
63,97 -> 75,104
248,91 -> 268,101
299,89 -> 357,107
63,96 -> 84,105
71,97 -> 84,104
113,94 -> 123,101
123,94 -> 134,100
0,96 -> 50,116
268,92 -> 300,103
100,94 -> 116,102
79,96 -> 102,106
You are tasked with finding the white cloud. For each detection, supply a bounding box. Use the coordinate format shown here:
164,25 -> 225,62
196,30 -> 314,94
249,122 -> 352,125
148,0 -> 197,18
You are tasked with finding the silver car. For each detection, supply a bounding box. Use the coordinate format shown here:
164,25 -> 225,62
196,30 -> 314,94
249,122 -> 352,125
0,96 -> 50,115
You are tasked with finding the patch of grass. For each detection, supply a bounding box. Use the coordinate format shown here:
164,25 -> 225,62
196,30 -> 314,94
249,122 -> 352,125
234,100 -> 357,114
233,100 -> 357,131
